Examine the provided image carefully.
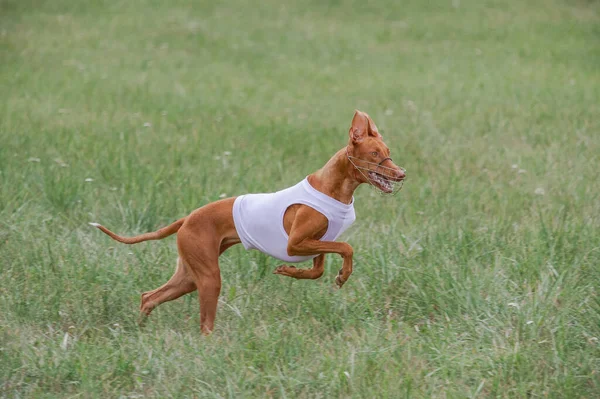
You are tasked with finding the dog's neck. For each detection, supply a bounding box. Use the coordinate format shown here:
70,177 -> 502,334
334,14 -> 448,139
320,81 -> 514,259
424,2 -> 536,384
307,147 -> 360,205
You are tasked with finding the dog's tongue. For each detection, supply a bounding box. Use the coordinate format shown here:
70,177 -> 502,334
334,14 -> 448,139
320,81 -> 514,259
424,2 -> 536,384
369,172 -> 393,193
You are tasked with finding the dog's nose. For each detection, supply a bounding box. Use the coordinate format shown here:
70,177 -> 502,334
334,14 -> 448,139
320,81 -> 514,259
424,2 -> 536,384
396,169 -> 405,180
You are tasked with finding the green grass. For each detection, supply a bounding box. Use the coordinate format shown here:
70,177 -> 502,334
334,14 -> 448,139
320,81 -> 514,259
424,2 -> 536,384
1,0 -> 600,397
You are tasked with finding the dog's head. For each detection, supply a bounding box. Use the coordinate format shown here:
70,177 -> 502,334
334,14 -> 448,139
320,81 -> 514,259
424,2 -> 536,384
347,110 -> 405,193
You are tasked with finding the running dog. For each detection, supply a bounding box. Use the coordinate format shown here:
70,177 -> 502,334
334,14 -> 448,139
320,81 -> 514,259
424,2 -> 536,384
91,110 -> 405,334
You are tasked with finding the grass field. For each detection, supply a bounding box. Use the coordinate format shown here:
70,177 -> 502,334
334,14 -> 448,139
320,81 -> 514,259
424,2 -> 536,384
2,0 -> 600,397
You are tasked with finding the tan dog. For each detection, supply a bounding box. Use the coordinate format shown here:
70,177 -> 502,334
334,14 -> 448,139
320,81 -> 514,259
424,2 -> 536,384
91,110 -> 405,334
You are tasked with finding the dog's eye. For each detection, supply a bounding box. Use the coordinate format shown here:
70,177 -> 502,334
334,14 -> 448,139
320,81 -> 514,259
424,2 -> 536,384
371,152 -> 378,157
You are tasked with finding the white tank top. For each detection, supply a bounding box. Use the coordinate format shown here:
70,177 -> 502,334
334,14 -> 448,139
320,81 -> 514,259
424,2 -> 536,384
232,177 -> 356,263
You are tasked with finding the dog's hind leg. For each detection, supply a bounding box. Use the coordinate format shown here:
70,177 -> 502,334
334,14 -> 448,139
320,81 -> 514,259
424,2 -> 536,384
192,261 -> 221,335
177,224 -> 227,334
140,257 -> 196,317
174,198 -> 239,334
178,240 -> 222,335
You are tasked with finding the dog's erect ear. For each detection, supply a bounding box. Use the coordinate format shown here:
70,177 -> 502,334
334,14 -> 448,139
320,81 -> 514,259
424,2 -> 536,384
349,110 -> 382,143
366,113 -> 382,139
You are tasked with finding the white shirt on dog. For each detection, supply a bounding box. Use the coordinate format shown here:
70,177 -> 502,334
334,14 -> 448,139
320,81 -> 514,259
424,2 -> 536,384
232,178 -> 356,263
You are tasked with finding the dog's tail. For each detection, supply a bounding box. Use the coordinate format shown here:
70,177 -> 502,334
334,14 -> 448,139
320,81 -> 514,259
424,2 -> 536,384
89,218 -> 185,244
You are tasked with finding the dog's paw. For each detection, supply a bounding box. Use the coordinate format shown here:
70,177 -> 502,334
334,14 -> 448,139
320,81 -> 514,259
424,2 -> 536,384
273,265 -> 295,275
137,312 -> 149,327
335,274 -> 346,288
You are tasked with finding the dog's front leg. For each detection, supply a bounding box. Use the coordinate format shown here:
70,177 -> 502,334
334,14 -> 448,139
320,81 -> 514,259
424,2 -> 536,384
286,238 -> 353,288
281,205 -> 354,288
273,254 -> 325,279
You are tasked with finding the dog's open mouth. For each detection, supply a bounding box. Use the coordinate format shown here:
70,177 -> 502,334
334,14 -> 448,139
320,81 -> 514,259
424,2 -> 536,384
346,153 -> 406,195
368,171 -> 395,193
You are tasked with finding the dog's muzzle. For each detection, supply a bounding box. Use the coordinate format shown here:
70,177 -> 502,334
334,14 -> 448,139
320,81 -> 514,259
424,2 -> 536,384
347,155 -> 406,195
